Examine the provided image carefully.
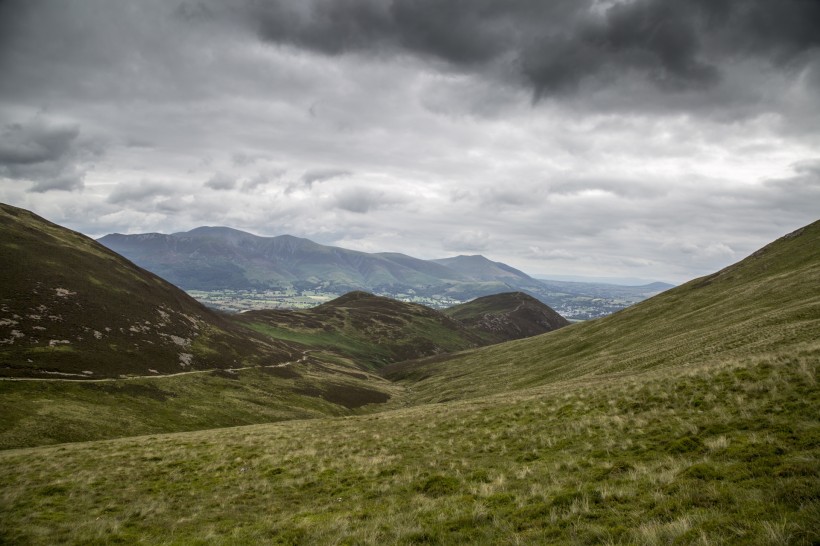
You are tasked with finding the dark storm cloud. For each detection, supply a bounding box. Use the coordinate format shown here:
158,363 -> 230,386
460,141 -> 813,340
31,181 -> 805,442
236,0 -> 820,101
0,118 -> 95,192
0,121 -> 78,165
240,0 -> 565,65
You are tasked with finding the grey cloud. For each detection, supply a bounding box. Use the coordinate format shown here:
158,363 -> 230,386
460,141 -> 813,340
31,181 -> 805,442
524,0 -> 723,97
0,121 -> 79,165
232,152 -> 269,166
241,0 -> 572,65
442,230 -> 491,252
332,186 -> 397,214
107,181 -> 177,204
547,178 -> 667,200
301,168 -> 351,187
759,160 -> 820,215
525,246 -> 576,260
240,173 -> 270,192
26,171 -> 84,193
205,172 -> 237,191
0,118 -> 92,192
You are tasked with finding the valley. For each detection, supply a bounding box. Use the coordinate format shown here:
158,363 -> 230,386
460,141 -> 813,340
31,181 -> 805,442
185,287 -> 466,312
0,203 -> 817,545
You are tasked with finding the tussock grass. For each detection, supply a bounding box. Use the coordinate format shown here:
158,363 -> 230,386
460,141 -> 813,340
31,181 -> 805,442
1,350 -> 817,544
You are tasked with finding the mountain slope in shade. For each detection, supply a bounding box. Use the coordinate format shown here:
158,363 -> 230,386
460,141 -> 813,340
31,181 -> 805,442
385,220 -> 820,402
0,204 -> 296,378
442,292 -> 570,343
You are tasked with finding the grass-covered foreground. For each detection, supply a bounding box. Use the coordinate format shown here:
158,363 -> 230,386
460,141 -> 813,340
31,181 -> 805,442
2,347 -> 817,545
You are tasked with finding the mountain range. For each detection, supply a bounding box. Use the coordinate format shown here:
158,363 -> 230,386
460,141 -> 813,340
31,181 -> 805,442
99,226 -> 673,317
98,226 -> 541,292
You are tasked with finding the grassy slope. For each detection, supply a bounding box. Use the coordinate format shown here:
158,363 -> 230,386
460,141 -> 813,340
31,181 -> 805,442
0,355 -> 403,450
237,291 -> 485,369
385,221 -> 820,403
0,350 -> 816,544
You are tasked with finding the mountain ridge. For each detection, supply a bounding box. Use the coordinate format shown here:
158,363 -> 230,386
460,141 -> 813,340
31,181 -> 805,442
100,226 -> 669,318
99,227 -> 472,292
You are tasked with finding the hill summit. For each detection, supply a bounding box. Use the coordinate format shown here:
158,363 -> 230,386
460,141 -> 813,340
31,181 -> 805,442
443,292 -> 570,343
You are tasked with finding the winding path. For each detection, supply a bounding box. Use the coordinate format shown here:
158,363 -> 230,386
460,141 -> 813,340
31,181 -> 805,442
0,352 -> 312,383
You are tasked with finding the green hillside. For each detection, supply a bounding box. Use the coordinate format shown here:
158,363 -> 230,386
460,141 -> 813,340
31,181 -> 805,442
385,221 -> 820,403
1,322 -> 816,544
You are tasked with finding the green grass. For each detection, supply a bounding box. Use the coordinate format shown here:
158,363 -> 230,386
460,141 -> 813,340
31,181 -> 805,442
0,359 -> 401,450
245,322 -> 394,367
1,350 -> 816,544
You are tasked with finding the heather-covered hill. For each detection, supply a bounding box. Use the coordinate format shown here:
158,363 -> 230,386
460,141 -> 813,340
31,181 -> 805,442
0,204 -> 295,379
442,291 -> 569,343
239,291 -> 569,369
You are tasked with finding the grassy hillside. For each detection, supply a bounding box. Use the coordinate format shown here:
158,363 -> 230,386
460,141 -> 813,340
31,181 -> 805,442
385,221 -> 820,403
237,291 -> 484,369
443,291 -> 569,343
0,357 -> 402,450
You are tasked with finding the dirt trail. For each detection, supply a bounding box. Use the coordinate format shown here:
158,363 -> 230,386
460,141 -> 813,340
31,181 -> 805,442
0,352 -> 311,383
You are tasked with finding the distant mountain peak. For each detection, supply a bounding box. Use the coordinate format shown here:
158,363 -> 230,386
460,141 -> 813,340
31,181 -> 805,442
176,226 -> 258,238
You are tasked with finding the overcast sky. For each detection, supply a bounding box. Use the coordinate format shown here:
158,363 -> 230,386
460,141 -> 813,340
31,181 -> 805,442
1,0 -> 818,283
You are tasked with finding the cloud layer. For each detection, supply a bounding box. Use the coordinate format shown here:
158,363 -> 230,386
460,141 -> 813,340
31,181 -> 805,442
1,0 -> 818,282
